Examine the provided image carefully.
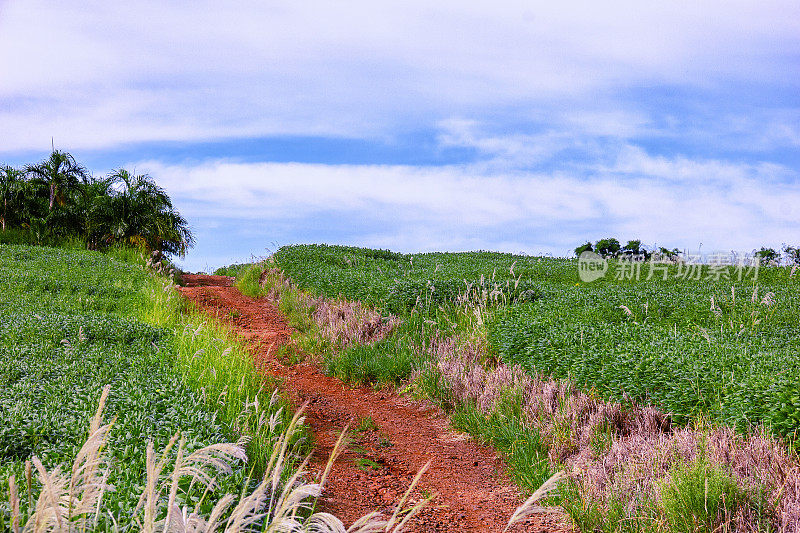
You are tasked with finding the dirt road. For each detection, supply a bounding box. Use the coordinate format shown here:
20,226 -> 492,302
179,274 -> 567,532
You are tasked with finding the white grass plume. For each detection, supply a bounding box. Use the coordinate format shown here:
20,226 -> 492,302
21,384 -> 116,533
505,471 -> 566,531
8,475 -> 20,533
6,388 -> 435,533
383,461 -> 432,533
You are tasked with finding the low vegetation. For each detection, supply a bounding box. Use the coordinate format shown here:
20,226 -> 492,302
2,243 -> 474,531
227,243 -> 800,532
258,244 -> 800,437
6,235 -> 800,530
0,244 -> 306,528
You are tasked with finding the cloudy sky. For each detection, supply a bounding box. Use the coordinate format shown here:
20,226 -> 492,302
1,1 -> 798,270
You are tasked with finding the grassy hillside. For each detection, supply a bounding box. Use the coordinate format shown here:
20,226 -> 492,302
230,243 -> 800,531
269,244 -> 800,437
0,245 -> 299,528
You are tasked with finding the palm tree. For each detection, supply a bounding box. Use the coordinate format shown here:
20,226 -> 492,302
149,208 -> 194,257
107,169 -> 194,257
25,150 -> 88,211
73,176 -> 115,249
0,165 -> 25,231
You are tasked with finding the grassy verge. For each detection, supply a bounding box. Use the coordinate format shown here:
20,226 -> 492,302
142,266 -> 306,472
0,244 -> 305,528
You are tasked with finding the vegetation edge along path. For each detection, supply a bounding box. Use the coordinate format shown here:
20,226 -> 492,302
0,245 -> 306,529
178,274 -> 566,533
221,246 -> 800,532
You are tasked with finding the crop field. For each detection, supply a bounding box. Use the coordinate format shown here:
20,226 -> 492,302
0,245 -> 259,524
272,244 -> 800,437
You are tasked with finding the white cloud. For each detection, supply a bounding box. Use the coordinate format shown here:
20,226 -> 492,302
609,145 -> 784,183
137,149 -> 800,270
139,160 -> 601,226
1,0 -> 798,151
436,119 -> 580,166
435,111 -> 659,169
560,110 -> 654,139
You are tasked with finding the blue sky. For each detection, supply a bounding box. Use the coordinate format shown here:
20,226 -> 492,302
1,1 -> 798,271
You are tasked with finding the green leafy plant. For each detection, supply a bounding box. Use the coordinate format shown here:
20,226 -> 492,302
658,455 -> 746,533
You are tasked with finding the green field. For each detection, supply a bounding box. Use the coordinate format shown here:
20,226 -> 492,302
7,241 -> 795,530
271,244 -> 800,436
0,245 -> 297,527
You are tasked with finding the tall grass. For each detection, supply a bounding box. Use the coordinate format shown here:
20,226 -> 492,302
138,261 -> 307,475
658,454 -> 748,533
2,389 -> 434,532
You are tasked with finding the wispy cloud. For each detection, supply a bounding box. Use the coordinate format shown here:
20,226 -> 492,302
139,145 -> 800,269
609,145 -> 794,184
1,1 -> 797,152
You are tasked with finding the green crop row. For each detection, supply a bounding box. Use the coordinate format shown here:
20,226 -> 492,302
0,311 -> 233,517
273,244 -> 565,313
0,244 -> 298,526
269,244 -> 800,437
487,270 -> 800,436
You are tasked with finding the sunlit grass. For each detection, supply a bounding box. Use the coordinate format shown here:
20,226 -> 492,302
222,245 -> 800,532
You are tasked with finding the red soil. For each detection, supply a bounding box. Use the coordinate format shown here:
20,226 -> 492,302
179,274 -> 569,532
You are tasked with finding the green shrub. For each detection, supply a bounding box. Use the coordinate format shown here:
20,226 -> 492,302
658,455 -> 746,533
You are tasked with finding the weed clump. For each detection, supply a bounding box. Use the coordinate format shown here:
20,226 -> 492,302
658,455 -> 746,533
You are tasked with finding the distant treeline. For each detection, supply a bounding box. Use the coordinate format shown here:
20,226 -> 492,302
575,238 -> 800,265
0,150 -> 193,257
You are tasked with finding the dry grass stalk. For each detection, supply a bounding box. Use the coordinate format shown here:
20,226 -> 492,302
383,461 -> 432,533
5,389 -> 431,533
258,268 -> 294,302
8,475 -> 20,533
505,471 -> 566,531
259,267 -> 401,348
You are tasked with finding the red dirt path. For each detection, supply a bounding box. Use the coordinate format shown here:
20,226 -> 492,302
179,274 -> 568,532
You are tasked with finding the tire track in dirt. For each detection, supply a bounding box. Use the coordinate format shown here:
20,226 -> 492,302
179,274 -> 568,532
